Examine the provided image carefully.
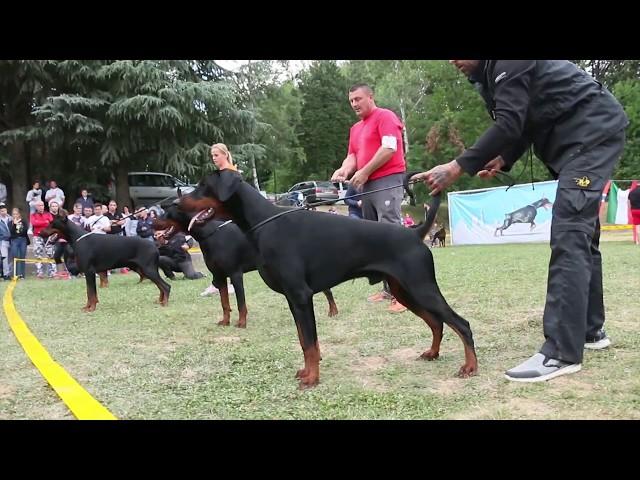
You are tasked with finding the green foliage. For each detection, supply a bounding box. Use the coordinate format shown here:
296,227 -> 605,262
612,79 -> 640,179
0,60 -> 257,201
1,59 -> 639,205
296,61 -> 354,180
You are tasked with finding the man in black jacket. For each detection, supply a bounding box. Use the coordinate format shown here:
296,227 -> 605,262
155,230 -> 204,280
413,60 -> 628,382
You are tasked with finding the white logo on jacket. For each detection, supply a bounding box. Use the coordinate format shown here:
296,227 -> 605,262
495,72 -> 507,83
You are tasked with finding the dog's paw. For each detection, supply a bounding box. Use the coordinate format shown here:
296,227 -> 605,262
456,364 -> 478,378
419,349 -> 440,361
235,322 -> 247,329
298,376 -> 319,389
217,320 -> 230,326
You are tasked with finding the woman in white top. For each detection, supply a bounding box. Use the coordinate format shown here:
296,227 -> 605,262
25,180 -> 42,214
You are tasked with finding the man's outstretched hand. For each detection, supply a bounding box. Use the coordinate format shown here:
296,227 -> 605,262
411,160 -> 464,196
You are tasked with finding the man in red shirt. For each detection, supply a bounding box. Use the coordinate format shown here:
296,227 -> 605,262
30,200 -> 55,278
332,83 -> 407,313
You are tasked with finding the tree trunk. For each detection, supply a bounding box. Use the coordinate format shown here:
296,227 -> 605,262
250,156 -> 260,191
115,162 -> 132,209
246,60 -> 261,192
9,140 -> 28,211
394,61 -> 410,157
399,99 -> 410,156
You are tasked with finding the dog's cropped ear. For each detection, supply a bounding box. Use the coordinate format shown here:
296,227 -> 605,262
213,170 -> 242,202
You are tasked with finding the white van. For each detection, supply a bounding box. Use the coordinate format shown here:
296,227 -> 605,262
128,172 -> 195,207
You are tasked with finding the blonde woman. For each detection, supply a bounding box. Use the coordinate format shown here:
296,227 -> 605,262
211,143 -> 238,172
201,143 -> 238,297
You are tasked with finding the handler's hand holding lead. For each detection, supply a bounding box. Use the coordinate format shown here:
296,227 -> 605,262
420,160 -> 463,196
410,172 -> 429,183
477,156 -> 506,179
331,168 -> 347,183
350,170 -> 369,191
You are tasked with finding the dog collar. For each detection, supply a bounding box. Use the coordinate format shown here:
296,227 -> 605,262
193,219 -> 234,242
76,231 -> 97,243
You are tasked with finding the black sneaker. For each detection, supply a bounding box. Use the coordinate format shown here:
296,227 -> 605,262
585,329 -> 612,350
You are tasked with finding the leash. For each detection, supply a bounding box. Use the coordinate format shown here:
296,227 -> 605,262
111,193 -> 179,224
305,179 -> 421,208
247,178 -> 422,235
246,168 -> 518,235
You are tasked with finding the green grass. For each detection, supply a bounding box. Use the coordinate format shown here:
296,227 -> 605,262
1,240 -> 639,419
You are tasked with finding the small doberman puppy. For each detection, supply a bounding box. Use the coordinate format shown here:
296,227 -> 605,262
430,226 -> 447,248
180,170 -> 477,388
154,204 -> 338,328
40,216 -> 171,312
495,197 -> 553,236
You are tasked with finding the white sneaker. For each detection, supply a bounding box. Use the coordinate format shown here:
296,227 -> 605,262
584,330 -> 612,350
200,284 -> 235,296
505,353 -> 582,383
200,285 -> 220,297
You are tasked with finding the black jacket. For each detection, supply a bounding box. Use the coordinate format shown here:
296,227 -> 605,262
629,186 -> 640,210
456,60 -> 629,178
9,218 -> 30,244
136,216 -> 155,238
158,233 -> 190,263
105,212 -> 123,235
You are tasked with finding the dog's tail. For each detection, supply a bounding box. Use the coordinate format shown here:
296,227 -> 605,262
403,171 -> 441,241
414,194 -> 441,241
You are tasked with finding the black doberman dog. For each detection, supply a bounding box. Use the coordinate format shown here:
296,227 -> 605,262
40,216 -> 170,312
154,204 -> 338,328
179,170 -> 477,388
430,226 -> 446,248
495,197 -> 553,236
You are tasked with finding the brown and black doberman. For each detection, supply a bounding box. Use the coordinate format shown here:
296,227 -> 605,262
179,170 -> 477,389
40,216 -> 171,312
153,204 -> 338,328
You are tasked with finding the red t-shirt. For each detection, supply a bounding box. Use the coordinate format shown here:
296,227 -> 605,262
30,211 -> 54,236
348,107 -> 406,181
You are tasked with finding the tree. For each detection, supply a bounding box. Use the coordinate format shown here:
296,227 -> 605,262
296,61 -> 353,180
576,60 -> 640,89
24,60 -> 255,207
0,60 -> 54,207
612,79 -> 640,179
230,60 -> 297,191
254,80 -> 306,192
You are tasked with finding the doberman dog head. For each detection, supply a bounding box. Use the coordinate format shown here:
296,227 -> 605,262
178,170 -> 241,219
153,202 -> 216,240
533,197 -> 553,209
39,215 -> 69,243
152,203 -> 185,240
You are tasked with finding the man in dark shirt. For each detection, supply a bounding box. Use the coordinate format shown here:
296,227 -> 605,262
413,60 -> 628,383
105,200 -> 124,236
155,230 -> 204,280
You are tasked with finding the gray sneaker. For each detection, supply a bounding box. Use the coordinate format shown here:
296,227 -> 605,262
585,330 -> 611,350
505,353 -> 582,383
